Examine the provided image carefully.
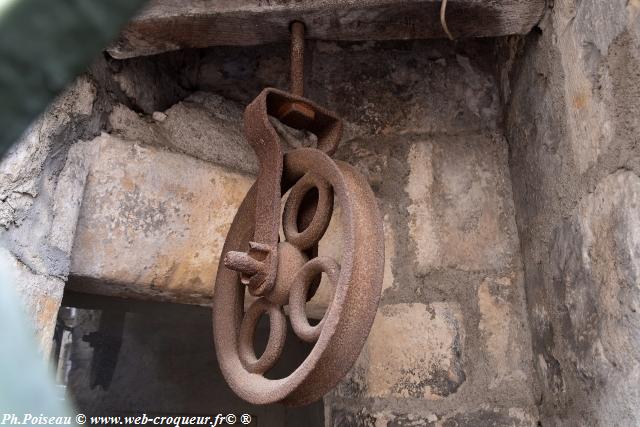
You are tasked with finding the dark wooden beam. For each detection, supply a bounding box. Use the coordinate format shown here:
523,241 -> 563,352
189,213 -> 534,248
107,0 -> 545,59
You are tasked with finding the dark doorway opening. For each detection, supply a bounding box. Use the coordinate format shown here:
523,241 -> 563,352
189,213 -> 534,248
52,290 -> 324,426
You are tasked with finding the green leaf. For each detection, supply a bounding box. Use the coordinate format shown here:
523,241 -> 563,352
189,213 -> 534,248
0,0 -> 147,156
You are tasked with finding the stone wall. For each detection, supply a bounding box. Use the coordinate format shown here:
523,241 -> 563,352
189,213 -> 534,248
328,131 -> 535,425
0,76 -> 101,353
500,0 -> 640,425
311,42 -> 535,425
2,38 -> 539,424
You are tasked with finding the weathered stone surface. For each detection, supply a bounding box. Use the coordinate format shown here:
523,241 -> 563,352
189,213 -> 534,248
330,406 -> 536,427
108,40 -> 502,140
49,142 -> 94,259
68,134 -> 253,304
337,302 -> 465,399
194,41 -> 501,137
540,171 -> 640,426
0,76 -> 96,230
0,76 -> 99,278
0,76 -> 100,353
441,407 -> 537,426
0,248 -> 64,354
107,0 -> 545,59
502,0 -> 640,423
477,274 -> 531,390
109,92 -> 258,175
329,121 -> 534,417
331,408 -> 379,427
110,55 -> 193,114
331,408 -> 438,427
406,135 -> 519,274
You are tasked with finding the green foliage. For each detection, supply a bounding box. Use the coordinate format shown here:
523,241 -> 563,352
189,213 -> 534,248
0,0 -> 147,156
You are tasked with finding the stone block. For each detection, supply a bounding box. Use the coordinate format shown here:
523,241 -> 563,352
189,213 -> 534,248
337,302 -> 465,399
0,76 -> 96,229
502,2 -> 640,423
69,134 -> 253,304
0,76 -> 97,352
0,248 -> 64,354
330,407 -> 536,427
478,275 -> 532,390
109,92 -> 257,175
406,135 -> 518,274
441,407 -> 537,426
330,408 -> 437,427
159,93 -> 257,174
330,408 -> 378,427
49,141 -> 95,260
381,214 -> 397,293
542,171 -> 640,425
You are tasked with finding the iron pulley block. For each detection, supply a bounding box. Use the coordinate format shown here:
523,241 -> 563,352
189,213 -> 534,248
212,22 -> 384,406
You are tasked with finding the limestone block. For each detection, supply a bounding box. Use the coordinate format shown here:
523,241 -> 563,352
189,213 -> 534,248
503,2 -> 640,423
0,76 -> 96,229
478,275 -> 531,389
160,93 -> 257,174
440,407 -> 537,426
381,214 -> 396,293
544,170 -> 640,425
337,302 -> 465,399
0,76 -> 97,353
48,141 -> 95,258
406,135 -> 518,273
108,92 -> 257,175
331,408 -> 436,427
406,142 -> 439,269
68,134 -> 253,304
329,406 -> 536,427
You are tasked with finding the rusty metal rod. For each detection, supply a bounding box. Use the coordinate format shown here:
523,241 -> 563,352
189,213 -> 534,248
290,21 -> 305,97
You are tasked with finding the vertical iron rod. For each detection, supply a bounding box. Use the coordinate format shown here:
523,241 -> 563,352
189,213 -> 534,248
290,21 -> 305,97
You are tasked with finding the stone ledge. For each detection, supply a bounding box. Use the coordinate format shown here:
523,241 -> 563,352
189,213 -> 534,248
68,134 -> 252,305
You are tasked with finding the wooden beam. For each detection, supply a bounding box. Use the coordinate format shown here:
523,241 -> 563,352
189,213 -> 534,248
107,0 -> 545,59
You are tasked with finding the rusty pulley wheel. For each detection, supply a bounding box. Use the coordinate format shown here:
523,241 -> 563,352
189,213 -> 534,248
212,88 -> 384,406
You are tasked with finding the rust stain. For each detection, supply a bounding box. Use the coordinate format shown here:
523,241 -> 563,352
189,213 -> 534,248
36,296 -> 62,333
120,175 -> 136,192
573,93 -> 589,110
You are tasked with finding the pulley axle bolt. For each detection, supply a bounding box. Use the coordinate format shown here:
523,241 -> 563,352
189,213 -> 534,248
275,20 -> 316,129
